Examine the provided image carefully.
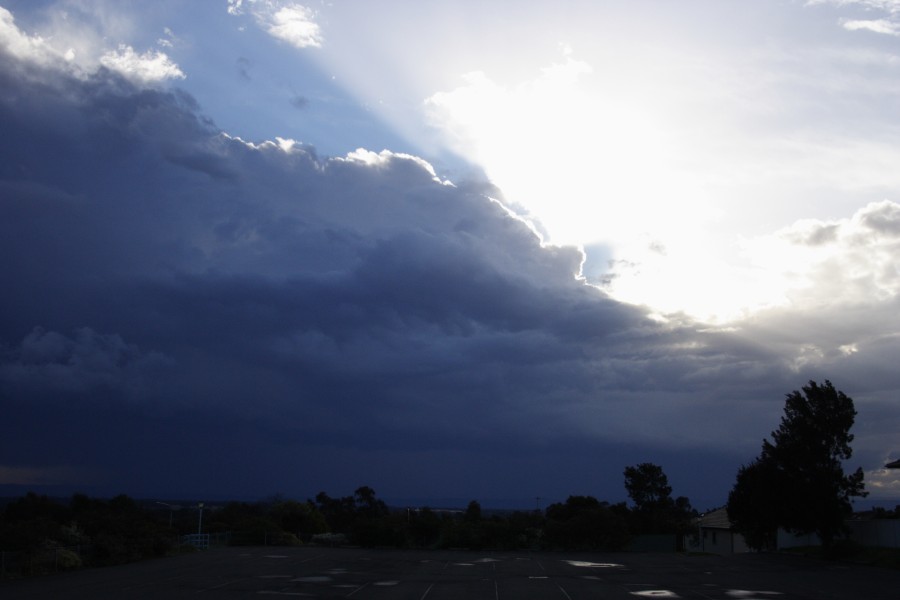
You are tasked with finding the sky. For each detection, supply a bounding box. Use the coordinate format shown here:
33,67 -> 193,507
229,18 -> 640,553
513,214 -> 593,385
1,0 -> 899,511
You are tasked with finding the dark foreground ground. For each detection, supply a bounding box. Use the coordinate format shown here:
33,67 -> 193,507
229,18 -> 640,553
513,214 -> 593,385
3,546 -> 900,599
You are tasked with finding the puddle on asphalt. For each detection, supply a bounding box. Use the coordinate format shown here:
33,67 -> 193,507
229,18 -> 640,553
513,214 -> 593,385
564,560 -> 624,568
374,581 -> 400,586
630,592 -> 679,598
291,576 -> 332,583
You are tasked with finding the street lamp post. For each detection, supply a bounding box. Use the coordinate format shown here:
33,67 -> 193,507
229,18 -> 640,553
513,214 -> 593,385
156,502 -> 174,527
198,502 -> 204,536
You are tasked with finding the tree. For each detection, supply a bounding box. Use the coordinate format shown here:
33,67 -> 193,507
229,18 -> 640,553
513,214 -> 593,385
464,500 -> 482,523
543,496 -> 629,550
624,463 -> 673,511
728,380 -> 867,549
623,463 -> 695,535
727,460 -> 782,550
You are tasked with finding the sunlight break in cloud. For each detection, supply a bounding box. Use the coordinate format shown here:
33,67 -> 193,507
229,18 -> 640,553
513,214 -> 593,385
865,465 -> 900,499
425,53 -> 689,250
425,52 -> 752,322
228,0 -> 322,49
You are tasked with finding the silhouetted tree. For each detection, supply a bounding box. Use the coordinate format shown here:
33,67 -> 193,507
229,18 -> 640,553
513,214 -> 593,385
544,495 -> 629,550
622,463 -> 694,534
727,380 -> 867,549
464,500 -> 482,523
727,460 -> 781,550
624,463 -> 673,511
270,498 -> 327,540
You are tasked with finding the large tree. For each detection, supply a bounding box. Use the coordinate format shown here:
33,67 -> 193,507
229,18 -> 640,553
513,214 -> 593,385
623,463 -> 695,535
728,380 -> 867,549
624,463 -> 673,511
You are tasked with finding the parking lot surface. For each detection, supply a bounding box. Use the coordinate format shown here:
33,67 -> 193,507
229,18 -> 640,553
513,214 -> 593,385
3,546 -> 900,599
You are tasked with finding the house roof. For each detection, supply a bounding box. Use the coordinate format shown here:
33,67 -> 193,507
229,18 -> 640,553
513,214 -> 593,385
698,507 -> 733,530
886,458 -> 900,469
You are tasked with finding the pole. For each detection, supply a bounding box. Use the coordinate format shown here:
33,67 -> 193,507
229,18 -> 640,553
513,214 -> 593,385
198,502 -> 204,535
156,502 -> 174,527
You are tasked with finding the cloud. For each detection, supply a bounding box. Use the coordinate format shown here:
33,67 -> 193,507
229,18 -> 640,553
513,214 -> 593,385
809,0 -> 900,35
864,465 -> 900,499
0,6 -> 67,66
100,44 -> 185,84
746,200 -> 900,308
0,327 -> 171,400
807,0 -> 900,12
843,18 -> 900,33
237,56 -> 252,80
0,464 -> 100,486
0,5 -> 184,86
2,21 -> 898,506
229,0 -> 322,49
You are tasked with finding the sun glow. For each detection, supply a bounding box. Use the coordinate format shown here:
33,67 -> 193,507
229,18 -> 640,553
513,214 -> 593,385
425,51 -> 790,322
311,6 -> 900,325
426,53 -> 684,249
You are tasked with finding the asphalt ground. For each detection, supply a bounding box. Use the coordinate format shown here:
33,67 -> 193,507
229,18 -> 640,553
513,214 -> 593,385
2,546 -> 900,599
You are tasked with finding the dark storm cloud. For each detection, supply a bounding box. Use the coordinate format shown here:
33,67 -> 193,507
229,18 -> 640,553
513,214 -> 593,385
1,42 -> 896,508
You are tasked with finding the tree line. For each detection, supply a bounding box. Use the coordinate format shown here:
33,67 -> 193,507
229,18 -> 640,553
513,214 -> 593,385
1,463 -> 695,575
1,379 -> 880,575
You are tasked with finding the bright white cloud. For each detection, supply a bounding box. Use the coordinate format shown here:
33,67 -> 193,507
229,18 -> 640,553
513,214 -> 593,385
843,18 -> 900,33
0,6 -> 185,85
749,200 -> 900,308
100,44 -> 185,83
0,6 -> 64,65
267,5 -> 322,48
340,148 -> 450,185
611,200 -> 900,323
229,0 -> 322,49
811,0 -> 900,34
865,466 -> 900,499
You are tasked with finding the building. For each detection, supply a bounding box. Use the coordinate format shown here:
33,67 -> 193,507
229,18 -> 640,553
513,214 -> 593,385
694,507 -> 751,555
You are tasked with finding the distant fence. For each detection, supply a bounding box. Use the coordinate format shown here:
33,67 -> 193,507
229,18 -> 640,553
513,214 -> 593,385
777,520 -> 900,550
180,534 -> 210,549
627,534 -> 680,553
848,520 -> 900,549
